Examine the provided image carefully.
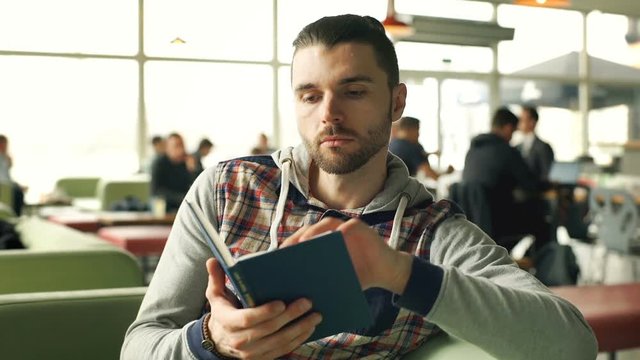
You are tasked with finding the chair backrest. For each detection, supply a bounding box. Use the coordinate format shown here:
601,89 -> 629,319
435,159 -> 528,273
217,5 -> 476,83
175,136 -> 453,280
589,187 -> 639,253
97,178 -> 150,211
54,177 -> 100,198
0,181 -> 13,210
0,287 -> 146,360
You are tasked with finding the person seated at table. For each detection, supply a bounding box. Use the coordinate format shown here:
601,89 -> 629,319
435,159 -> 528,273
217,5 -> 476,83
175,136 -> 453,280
389,116 -> 453,180
0,134 -> 25,216
150,132 -> 197,212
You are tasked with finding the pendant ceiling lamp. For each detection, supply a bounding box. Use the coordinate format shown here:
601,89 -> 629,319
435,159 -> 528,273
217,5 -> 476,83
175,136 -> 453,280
513,0 -> 571,7
382,0 -> 414,39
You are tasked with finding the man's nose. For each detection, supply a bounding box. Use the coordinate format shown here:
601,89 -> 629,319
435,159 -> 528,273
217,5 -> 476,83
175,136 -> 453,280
320,93 -> 344,125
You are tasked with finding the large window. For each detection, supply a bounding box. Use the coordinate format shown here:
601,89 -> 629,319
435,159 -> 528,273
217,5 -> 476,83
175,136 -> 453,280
0,57 -> 138,198
498,5 -> 583,75
0,0 -> 137,55
144,0 -> 273,61
145,61 -> 273,162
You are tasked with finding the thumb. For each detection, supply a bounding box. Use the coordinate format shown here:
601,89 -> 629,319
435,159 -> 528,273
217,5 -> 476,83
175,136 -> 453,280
206,258 -> 226,297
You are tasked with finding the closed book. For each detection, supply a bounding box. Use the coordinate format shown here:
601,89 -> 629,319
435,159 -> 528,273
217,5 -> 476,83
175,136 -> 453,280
185,200 -> 373,342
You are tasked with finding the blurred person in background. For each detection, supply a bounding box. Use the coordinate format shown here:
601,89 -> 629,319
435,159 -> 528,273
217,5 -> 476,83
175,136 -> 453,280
0,135 -> 25,215
151,133 -> 197,212
517,105 -> 554,182
192,138 -> 214,176
251,132 -> 276,155
389,116 -> 453,180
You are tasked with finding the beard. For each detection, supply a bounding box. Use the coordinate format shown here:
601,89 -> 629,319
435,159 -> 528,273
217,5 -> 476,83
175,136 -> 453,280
303,108 -> 392,175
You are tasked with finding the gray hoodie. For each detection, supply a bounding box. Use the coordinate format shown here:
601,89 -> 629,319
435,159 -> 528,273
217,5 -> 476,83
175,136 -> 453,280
121,145 -> 597,359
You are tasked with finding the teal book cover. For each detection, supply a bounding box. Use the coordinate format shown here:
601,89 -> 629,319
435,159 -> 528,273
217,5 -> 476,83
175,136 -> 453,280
186,200 -> 373,342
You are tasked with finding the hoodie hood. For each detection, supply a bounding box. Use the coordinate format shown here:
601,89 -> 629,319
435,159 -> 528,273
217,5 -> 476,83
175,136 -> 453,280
271,144 -> 433,214
470,133 -> 505,148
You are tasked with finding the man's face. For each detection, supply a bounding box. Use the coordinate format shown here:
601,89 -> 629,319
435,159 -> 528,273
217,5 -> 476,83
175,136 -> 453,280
292,43 -> 405,174
518,110 -> 536,133
166,136 -> 186,163
0,141 -> 6,154
154,140 -> 166,155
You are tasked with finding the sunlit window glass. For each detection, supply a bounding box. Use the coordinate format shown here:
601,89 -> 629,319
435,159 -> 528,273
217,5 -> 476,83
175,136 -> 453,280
277,66 -> 299,149
145,61 -> 273,164
0,57 -> 138,200
0,0 -> 137,55
402,77 -> 439,155
145,0 -> 273,61
277,0 -> 385,63
441,79 -> 490,170
498,5 -> 583,75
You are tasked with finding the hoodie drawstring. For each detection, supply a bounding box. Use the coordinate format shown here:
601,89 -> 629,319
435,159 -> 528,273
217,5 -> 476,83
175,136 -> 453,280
269,159 -> 409,252
269,159 -> 291,251
388,193 -> 409,250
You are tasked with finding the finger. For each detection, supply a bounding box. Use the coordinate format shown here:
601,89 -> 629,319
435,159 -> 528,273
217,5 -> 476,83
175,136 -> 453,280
296,217 -> 345,244
216,300 -> 287,332
280,224 -> 311,248
205,258 -> 226,297
248,311 -> 323,356
228,297 -> 314,348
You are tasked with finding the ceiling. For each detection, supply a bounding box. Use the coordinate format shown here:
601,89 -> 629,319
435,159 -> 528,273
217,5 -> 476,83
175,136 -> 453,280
480,0 -> 640,17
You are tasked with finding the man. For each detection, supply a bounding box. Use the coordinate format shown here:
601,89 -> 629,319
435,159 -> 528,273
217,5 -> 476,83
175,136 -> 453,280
122,15 -> 596,359
0,135 -> 24,215
192,138 -> 214,176
150,132 -> 197,212
462,107 -> 549,250
141,135 -> 166,174
250,133 -> 276,155
389,116 -> 452,180
517,105 -> 555,181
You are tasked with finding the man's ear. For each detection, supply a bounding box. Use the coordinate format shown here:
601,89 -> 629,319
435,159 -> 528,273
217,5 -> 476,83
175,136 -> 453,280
391,83 -> 407,121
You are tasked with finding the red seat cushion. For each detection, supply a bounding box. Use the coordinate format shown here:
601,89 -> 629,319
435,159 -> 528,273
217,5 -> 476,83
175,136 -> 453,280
98,225 -> 171,256
552,283 -> 640,352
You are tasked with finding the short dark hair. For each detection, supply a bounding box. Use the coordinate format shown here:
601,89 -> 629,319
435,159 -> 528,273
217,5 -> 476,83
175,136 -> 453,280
397,117 -> 420,130
167,132 -> 182,141
522,105 -> 539,122
151,135 -> 164,146
198,138 -> 213,150
292,14 -> 399,90
0,135 -> 6,145
492,107 -> 518,129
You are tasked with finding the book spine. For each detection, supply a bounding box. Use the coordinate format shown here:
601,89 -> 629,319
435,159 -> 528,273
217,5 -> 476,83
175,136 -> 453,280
229,266 -> 256,308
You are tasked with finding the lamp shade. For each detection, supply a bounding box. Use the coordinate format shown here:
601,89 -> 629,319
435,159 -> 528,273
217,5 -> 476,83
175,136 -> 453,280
382,0 -> 414,39
514,0 -> 571,7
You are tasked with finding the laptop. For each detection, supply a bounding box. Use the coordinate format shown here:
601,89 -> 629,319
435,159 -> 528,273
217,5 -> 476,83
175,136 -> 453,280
548,161 -> 582,185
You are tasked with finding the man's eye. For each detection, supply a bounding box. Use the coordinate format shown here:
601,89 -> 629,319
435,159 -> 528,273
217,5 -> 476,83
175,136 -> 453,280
302,94 -> 320,103
346,90 -> 366,98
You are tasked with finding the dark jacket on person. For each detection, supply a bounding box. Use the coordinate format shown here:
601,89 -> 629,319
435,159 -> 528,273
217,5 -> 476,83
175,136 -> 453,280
151,155 -> 196,212
517,136 -> 555,182
388,138 -> 429,177
462,133 -> 539,239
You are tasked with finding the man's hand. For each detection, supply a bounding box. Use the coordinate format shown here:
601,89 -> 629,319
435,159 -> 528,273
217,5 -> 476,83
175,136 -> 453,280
205,259 -> 322,359
282,218 -> 413,294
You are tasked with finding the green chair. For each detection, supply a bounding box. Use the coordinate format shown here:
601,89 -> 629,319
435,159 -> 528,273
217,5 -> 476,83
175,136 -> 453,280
0,249 -> 144,294
0,180 -> 13,211
97,178 -> 150,211
0,287 -> 146,360
54,177 -> 100,199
